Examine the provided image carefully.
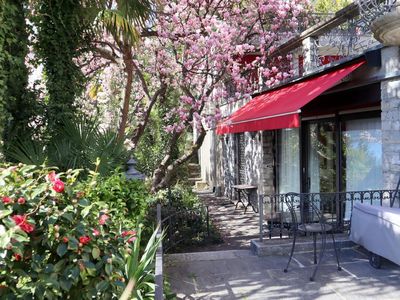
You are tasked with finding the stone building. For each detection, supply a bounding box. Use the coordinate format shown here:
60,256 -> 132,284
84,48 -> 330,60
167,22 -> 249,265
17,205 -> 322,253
198,2 -> 400,212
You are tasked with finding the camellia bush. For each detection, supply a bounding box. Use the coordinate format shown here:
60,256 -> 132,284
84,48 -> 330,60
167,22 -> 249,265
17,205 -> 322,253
0,164 -> 156,299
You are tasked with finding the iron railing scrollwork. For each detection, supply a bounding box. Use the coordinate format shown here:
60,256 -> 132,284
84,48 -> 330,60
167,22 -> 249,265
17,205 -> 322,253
259,189 -> 399,241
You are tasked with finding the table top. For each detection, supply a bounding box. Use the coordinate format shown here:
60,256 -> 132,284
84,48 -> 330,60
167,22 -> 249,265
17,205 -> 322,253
232,184 -> 257,190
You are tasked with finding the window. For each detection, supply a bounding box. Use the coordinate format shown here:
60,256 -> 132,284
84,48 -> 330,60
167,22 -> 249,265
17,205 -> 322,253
277,128 -> 300,194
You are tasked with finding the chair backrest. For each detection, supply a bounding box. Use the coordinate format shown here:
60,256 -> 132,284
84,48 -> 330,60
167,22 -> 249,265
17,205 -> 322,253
284,192 -> 326,228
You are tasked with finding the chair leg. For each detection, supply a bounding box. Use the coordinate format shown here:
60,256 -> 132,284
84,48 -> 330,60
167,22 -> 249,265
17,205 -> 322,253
284,228 -> 297,273
310,232 -> 326,281
331,232 -> 341,271
313,233 -> 317,264
268,220 -> 272,239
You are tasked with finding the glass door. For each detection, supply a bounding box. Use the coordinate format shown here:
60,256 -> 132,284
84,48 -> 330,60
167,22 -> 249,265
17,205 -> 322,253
305,120 -> 337,193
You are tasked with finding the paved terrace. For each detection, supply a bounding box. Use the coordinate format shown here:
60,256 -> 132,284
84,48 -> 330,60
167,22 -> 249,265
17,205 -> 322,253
192,192 -> 259,251
165,192 -> 400,299
165,248 -> 400,299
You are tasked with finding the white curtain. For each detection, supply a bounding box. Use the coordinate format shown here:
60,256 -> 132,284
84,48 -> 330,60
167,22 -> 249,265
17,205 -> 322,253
343,117 -> 382,219
278,128 -> 300,194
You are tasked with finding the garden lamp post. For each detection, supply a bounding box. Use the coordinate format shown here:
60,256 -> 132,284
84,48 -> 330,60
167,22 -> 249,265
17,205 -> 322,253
357,0 -> 400,45
125,158 -> 145,180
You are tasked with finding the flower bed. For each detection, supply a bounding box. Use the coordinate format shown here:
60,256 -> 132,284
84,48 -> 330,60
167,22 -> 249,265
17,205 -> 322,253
0,165 -> 147,299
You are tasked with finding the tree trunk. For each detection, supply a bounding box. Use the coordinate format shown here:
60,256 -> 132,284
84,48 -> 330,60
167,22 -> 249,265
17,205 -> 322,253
130,85 -> 166,149
117,47 -> 134,140
151,128 -> 206,192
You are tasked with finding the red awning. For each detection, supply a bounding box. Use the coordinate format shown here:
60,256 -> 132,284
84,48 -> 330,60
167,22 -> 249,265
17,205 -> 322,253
216,60 -> 365,134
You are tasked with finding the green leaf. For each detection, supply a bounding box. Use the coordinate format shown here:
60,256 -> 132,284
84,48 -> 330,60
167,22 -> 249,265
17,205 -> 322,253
68,237 -> 79,251
81,205 -> 93,218
96,280 -> 110,292
92,247 -> 100,259
57,243 -> 68,257
54,259 -> 66,273
61,213 -> 73,222
0,231 -> 11,248
84,261 -> 96,270
105,263 -> 113,276
60,278 -> 72,291
68,267 -> 80,283
3,217 -> 15,229
12,231 -> 28,243
78,198 -> 90,207
44,264 -> 54,274
0,209 -> 12,219
31,183 -> 48,199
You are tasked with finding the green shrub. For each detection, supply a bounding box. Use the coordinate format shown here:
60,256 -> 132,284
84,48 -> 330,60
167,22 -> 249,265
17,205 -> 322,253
0,164 -> 153,299
87,171 -> 152,228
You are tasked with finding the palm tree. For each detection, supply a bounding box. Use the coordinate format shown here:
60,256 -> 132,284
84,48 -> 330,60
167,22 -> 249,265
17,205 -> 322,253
86,0 -> 156,140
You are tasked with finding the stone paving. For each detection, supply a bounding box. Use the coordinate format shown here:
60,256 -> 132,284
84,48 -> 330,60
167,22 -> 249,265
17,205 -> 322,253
165,247 -> 400,299
165,192 -> 400,299
193,192 -> 259,251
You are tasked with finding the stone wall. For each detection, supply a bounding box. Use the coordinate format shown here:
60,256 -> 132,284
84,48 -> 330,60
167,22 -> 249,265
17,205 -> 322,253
243,132 -> 262,188
222,134 -> 237,198
381,46 -> 400,193
262,131 -> 275,195
382,78 -> 400,190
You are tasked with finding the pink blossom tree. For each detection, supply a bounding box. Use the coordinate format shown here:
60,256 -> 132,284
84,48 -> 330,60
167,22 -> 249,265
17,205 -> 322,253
88,0 -> 310,191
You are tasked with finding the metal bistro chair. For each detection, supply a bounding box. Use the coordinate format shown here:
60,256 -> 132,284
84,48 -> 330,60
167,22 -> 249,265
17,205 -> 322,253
283,193 -> 341,281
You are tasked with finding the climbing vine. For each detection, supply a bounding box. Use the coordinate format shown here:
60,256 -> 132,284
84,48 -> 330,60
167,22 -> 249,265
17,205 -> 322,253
0,0 -> 33,159
34,0 -> 91,131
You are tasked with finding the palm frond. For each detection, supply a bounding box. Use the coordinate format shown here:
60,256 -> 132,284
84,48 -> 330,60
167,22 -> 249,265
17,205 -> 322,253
98,9 -> 141,45
6,139 -> 47,166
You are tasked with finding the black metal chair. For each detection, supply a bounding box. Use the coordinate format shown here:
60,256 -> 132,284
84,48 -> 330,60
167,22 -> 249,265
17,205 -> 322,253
283,192 -> 341,281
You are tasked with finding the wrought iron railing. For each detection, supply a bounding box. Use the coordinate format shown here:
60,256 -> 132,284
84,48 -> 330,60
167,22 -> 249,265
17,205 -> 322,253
160,203 -> 210,253
258,189 -> 399,242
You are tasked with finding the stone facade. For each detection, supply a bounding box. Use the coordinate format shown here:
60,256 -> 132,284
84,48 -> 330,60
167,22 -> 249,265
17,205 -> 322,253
262,131 -> 275,195
382,78 -> 400,191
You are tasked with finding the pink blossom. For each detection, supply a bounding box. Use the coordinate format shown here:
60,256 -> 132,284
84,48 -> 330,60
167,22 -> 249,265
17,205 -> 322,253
52,180 -> 65,193
12,215 -> 35,233
2,196 -> 12,204
99,214 -> 109,225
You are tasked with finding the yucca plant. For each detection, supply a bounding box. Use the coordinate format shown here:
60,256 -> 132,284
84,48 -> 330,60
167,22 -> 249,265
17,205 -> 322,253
120,224 -> 164,300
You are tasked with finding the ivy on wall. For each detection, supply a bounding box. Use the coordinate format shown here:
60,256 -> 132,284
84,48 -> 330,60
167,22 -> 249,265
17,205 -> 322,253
0,0 -> 33,158
34,0 -> 90,130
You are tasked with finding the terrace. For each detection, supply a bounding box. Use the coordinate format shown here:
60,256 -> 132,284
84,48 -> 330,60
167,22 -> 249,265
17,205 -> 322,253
165,0 -> 400,298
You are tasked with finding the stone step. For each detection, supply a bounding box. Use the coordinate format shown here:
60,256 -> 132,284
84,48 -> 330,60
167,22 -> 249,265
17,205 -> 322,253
165,249 -> 253,264
189,171 -> 201,178
195,181 -> 209,191
188,177 -> 203,183
250,236 -> 355,256
187,163 -> 201,173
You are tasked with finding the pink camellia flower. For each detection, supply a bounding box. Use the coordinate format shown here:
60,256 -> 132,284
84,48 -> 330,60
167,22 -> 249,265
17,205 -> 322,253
121,230 -> 136,237
17,197 -> 26,205
47,171 -> 57,183
2,196 -> 12,204
92,229 -> 100,236
122,230 -> 137,243
79,236 -> 91,245
12,215 -> 35,233
52,180 -> 65,193
128,236 -> 136,243
99,214 -> 109,225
